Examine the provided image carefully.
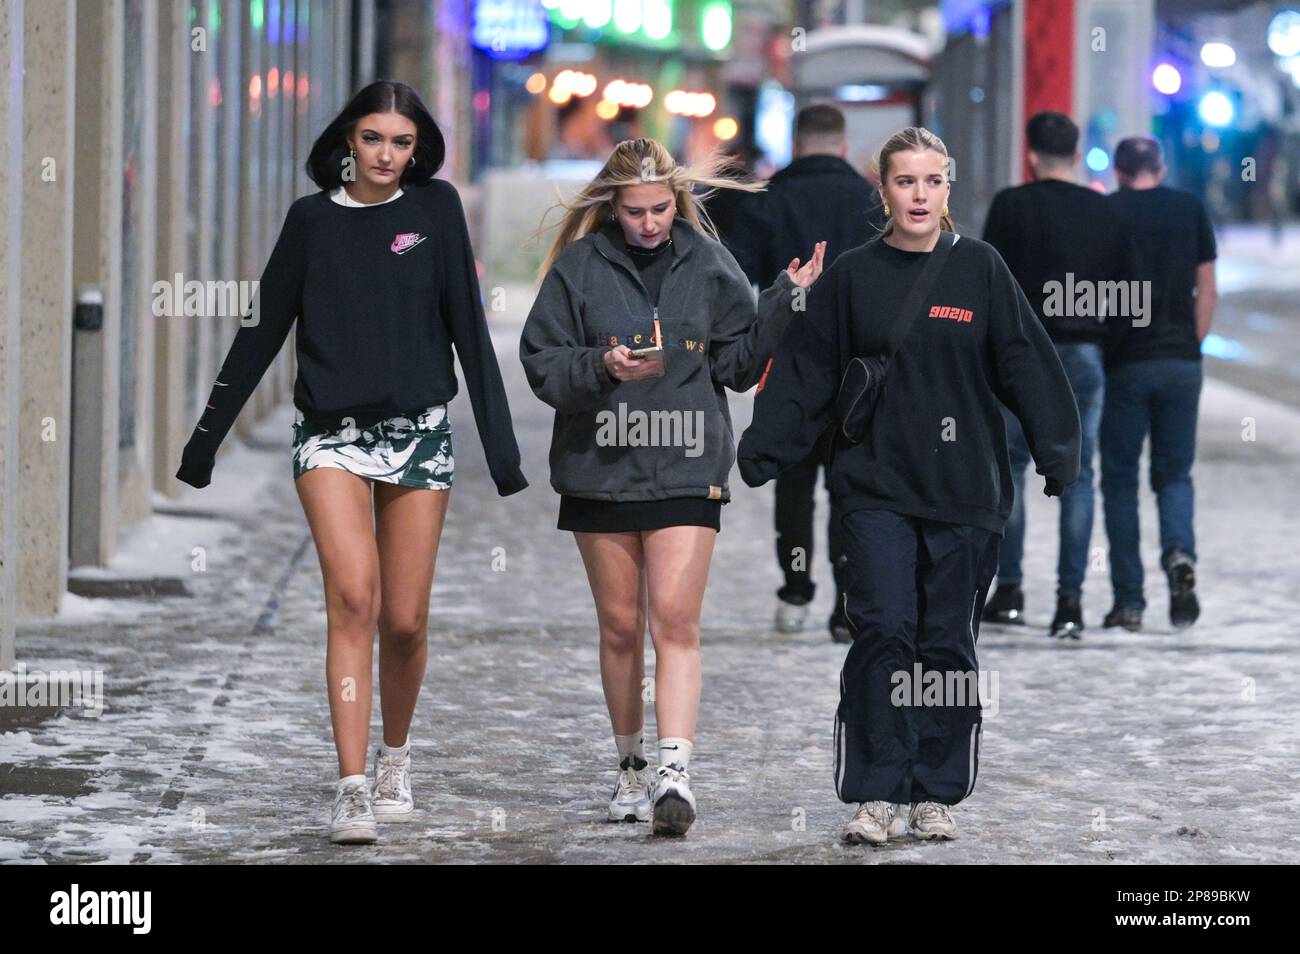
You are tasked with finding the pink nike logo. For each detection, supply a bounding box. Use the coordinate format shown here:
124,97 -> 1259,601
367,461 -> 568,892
390,232 -> 427,255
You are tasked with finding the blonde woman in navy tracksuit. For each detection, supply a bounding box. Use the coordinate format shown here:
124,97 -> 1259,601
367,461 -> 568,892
740,127 -> 1081,844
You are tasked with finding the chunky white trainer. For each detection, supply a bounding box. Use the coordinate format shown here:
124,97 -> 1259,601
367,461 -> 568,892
909,801 -> 960,840
608,757 -> 652,822
843,800 -> 905,845
330,778 -> 378,845
371,746 -> 414,821
775,599 -> 810,633
650,763 -> 696,836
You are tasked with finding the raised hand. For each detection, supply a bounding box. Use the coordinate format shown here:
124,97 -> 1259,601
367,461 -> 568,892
785,241 -> 827,289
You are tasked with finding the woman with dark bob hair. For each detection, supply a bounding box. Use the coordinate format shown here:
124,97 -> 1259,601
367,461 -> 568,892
176,80 -> 527,845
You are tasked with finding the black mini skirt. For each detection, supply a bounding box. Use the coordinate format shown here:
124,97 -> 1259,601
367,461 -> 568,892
558,495 -> 722,533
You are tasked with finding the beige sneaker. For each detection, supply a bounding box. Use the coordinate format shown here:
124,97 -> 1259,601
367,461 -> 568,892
843,800 -> 905,844
909,801 -> 960,840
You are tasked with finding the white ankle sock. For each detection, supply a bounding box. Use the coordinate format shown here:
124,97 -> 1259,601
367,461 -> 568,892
381,739 -> 410,758
614,730 -> 647,769
658,737 -> 693,772
337,773 -> 366,791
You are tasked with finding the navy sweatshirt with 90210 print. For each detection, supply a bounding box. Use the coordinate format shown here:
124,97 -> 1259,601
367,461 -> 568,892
738,235 -> 1082,534
174,179 -> 527,496
519,216 -> 799,503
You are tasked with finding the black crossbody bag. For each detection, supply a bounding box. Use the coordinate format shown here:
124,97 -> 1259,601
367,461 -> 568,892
834,231 -> 959,444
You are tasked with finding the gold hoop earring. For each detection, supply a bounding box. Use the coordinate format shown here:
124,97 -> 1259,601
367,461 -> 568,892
942,205 -> 950,217
883,202 -> 891,217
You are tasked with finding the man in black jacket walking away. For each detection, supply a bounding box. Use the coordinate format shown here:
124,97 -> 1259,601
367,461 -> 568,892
726,104 -> 886,642
980,112 -> 1139,638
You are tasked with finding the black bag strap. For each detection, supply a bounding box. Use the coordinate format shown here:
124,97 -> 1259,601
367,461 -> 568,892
880,230 -> 959,365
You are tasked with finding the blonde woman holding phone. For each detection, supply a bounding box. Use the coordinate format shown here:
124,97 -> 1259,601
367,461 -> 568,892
520,138 -> 824,835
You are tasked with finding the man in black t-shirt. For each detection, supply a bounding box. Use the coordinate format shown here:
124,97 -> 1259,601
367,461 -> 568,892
726,104 -> 886,643
1099,137 -> 1218,632
981,112 -> 1140,638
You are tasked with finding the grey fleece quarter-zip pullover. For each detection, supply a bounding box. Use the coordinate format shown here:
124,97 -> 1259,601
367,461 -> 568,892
520,215 -> 799,503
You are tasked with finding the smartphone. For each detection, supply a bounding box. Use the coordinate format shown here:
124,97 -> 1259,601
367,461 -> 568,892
626,344 -> 666,377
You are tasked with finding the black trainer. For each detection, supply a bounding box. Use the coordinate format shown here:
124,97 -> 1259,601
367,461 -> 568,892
1162,549 -> 1200,629
1050,594 -> 1084,639
982,584 -> 1025,625
1103,605 -> 1143,632
829,605 -> 853,644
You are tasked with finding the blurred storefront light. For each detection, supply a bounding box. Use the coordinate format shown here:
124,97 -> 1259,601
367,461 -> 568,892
1267,10 -> 1300,58
1198,90 -> 1234,127
665,89 -> 716,117
835,84 -> 890,102
1152,63 -> 1182,95
603,78 -> 653,107
700,2 -> 732,52
1200,42 -> 1236,68
613,0 -> 641,32
583,0 -> 613,29
471,0 -> 550,59
642,0 -> 671,40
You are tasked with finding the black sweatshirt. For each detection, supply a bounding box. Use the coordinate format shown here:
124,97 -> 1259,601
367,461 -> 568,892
174,179 -> 527,496
725,154 -> 886,286
981,179 -> 1140,345
738,235 -> 1082,534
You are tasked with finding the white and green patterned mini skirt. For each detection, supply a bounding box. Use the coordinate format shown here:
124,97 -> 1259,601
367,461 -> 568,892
291,404 -> 454,490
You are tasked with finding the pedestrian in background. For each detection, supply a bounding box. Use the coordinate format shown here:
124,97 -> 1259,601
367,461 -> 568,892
980,111 -> 1139,638
1100,136 -> 1218,632
727,103 -> 886,642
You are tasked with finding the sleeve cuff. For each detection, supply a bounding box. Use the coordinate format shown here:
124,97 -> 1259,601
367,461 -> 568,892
493,467 -> 529,497
175,454 -> 214,489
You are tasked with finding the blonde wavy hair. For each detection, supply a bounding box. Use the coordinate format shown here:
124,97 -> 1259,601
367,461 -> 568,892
533,138 -> 766,279
873,126 -> 957,236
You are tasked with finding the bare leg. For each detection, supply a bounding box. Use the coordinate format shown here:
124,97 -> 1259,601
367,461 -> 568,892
295,468 -> 381,778
373,483 -> 450,749
574,531 -> 648,736
642,525 -> 717,742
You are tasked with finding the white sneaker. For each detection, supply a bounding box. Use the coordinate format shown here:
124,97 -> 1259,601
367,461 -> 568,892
909,801 -> 960,840
843,800 -> 904,845
650,763 -> 697,836
607,757 -> 652,822
775,599 -> 810,633
371,746 -> 414,821
330,778 -> 378,844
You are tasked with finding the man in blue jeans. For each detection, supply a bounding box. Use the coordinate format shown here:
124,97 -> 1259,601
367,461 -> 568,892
981,112 -> 1140,637
1100,137 -> 1217,631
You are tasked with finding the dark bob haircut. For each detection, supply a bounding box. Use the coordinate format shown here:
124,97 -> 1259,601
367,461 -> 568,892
305,80 -> 445,190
